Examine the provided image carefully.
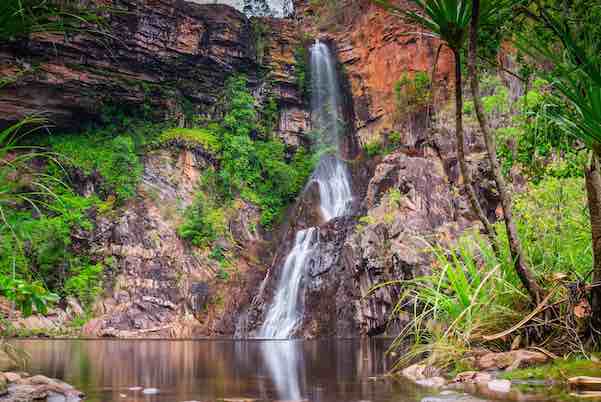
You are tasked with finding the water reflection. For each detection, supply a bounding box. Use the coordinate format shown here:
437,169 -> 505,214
9,339 -> 424,402
261,340 -> 305,400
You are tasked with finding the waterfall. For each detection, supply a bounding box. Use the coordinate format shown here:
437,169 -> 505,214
258,40 -> 353,339
313,156 -> 353,221
260,228 -> 319,338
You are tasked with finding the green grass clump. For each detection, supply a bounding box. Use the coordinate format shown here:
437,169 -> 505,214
178,185 -> 228,248
158,127 -> 221,154
503,359 -> 601,381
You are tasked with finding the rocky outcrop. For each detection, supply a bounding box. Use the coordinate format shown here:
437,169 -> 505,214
259,17 -> 311,152
0,372 -> 84,402
241,110 -> 498,337
78,145 -> 275,338
0,0 -> 257,127
1,1 -> 315,337
1,1 -> 313,151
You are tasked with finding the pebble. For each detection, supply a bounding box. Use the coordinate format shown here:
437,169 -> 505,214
487,379 -> 512,393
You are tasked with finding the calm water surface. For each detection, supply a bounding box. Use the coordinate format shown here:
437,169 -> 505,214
11,339 -> 447,402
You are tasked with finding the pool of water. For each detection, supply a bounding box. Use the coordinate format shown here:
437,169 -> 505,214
10,339 -> 448,402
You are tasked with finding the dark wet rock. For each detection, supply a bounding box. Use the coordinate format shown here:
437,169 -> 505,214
189,282 -> 211,313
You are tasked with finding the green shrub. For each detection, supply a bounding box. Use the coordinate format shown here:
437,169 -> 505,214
501,177 -> 591,280
386,188 -> 402,207
63,261 -> 103,307
49,133 -> 143,201
0,277 -> 58,317
394,71 -> 431,122
484,77 -> 585,181
178,191 -> 227,247
364,139 -> 383,158
209,75 -> 315,227
158,127 -> 221,153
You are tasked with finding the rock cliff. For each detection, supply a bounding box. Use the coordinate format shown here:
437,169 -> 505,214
1,0 -> 499,338
234,0 -> 499,338
293,0 -> 455,145
0,0 -> 258,128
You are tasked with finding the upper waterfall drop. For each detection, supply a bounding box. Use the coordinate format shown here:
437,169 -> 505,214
309,40 -> 353,221
258,40 -> 353,339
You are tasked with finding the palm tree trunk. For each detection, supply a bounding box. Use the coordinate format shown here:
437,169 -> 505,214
585,153 -> 601,329
452,48 -> 500,256
467,0 -> 542,303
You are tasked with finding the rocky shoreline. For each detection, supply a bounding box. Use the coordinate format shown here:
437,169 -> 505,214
399,350 -> 601,401
0,372 -> 83,402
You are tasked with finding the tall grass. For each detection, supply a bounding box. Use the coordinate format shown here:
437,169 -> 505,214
384,236 -> 527,371
0,117 -> 63,316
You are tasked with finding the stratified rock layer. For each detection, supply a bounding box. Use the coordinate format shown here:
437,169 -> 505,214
0,0 -> 259,128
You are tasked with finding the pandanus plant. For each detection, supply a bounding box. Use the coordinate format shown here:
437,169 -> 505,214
522,9 -> 601,328
377,0 -> 543,303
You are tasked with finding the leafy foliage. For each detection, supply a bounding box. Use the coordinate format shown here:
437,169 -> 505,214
63,261 -> 104,307
0,277 -> 59,317
48,130 -> 144,202
0,118 -> 105,313
204,75 -> 315,227
0,0 -> 105,41
178,179 -> 227,247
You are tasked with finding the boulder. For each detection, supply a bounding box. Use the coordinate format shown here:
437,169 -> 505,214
452,371 -> 493,384
0,373 -> 7,396
474,350 -> 549,371
569,376 -> 601,391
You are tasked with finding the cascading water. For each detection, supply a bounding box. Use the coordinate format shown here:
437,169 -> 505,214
260,228 -> 319,338
258,40 -> 353,340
